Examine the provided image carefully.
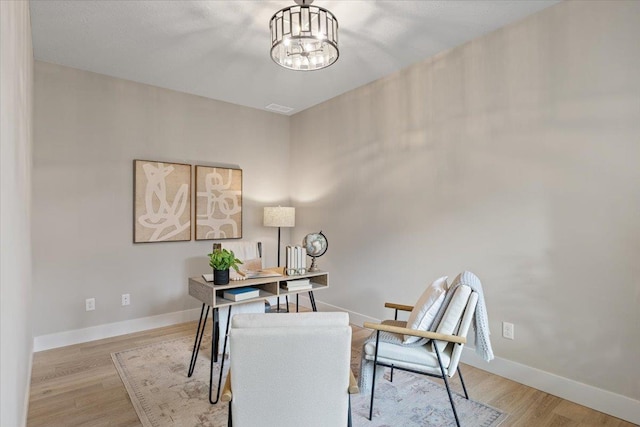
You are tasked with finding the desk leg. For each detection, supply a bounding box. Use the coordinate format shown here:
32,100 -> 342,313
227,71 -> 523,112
296,294 -> 299,312
209,306 -> 232,404
188,303 -> 209,377
308,291 -> 317,312
212,308 -> 219,363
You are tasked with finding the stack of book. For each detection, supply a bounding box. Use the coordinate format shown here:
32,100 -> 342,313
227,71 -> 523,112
223,287 -> 260,302
282,278 -> 312,291
286,245 -> 307,273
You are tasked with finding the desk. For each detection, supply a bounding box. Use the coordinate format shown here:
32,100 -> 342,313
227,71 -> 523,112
187,269 -> 329,404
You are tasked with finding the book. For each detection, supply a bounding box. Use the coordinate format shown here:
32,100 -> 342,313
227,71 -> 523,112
282,279 -> 312,291
285,245 -> 307,273
242,270 -> 282,279
202,273 -> 214,282
285,278 -> 310,286
223,287 -> 260,302
282,283 -> 312,291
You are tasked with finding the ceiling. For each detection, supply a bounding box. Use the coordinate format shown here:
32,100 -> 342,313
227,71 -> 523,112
29,0 -> 559,115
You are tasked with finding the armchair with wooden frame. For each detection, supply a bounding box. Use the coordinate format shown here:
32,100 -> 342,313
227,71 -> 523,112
221,312 -> 359,427
363,284 -> 479,427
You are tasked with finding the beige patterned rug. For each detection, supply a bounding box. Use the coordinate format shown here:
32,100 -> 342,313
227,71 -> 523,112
112,336 -> 506,427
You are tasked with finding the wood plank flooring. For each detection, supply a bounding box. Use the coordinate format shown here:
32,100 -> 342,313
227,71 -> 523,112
28,312 -> 635,426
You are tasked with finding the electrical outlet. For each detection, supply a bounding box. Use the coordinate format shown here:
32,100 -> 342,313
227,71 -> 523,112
86,298 -> 95,311
122,293 -> 130,306
502,321 -> 515,340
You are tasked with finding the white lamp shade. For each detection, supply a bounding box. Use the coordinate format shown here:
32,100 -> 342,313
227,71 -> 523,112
263,207 -> 295,228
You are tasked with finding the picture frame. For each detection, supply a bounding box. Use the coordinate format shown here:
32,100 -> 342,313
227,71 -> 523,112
133,159 -> 191,243
195,166 -> 243,240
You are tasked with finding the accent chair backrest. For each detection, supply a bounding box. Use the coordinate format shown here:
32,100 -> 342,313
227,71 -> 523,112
229,312 -> 352,427
432,285 -> 479,377
447,291 -> 478,376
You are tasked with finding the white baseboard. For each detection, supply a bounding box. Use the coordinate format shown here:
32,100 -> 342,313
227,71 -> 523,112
310,296 -> 640,425
460,348 -> 640,425
33,308 -> 202,352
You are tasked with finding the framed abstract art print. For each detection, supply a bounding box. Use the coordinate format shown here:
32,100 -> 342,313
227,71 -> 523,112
133,160 -> 191,243
195,166 -> 242,240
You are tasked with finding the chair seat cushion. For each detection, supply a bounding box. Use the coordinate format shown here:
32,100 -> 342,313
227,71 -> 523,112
363,339 -> 452,376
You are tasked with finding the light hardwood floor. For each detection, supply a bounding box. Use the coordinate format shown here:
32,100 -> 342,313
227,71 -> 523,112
28,313 -> 635,427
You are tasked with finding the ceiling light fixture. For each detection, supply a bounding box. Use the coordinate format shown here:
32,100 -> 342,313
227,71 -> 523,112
269,0 -> 339,71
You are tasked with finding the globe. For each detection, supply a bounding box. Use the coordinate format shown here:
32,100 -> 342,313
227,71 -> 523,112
303,231 -> 328,271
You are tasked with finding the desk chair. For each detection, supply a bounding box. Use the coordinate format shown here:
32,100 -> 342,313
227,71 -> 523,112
222,312 -> 359,427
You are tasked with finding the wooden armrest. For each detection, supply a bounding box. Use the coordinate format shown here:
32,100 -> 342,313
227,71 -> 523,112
221,371 -> 233,402
348,370 -> 359,394
384,302 -> 414,312
362,321 -> 466,344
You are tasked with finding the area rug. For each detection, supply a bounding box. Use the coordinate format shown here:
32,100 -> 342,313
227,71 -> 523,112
112,336 -> 506,427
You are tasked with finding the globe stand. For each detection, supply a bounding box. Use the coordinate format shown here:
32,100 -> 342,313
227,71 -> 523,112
308,256 -> 319,272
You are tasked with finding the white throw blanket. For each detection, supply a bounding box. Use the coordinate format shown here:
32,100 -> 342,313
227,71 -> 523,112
433,271 -> 494,362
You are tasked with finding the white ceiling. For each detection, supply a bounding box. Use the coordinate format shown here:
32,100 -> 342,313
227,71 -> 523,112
29,0 -> 559,115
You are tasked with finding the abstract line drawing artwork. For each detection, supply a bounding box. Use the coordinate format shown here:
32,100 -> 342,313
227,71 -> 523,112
195,166 -> 242,240
134,160 -> 191,243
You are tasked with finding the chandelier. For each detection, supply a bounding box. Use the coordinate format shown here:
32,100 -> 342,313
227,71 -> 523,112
269,0 -> 339,71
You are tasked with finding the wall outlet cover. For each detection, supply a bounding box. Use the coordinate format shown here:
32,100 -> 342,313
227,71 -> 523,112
502,321 -> 514,340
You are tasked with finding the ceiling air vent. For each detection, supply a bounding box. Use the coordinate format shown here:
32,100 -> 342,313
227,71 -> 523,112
265,103 -> 294,114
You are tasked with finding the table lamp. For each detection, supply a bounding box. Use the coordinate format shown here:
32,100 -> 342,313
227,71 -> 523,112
263,206 -> 295,267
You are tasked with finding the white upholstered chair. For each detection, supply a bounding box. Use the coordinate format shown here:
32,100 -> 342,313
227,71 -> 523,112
221,312 -> 359,427
363,284 -> 479,427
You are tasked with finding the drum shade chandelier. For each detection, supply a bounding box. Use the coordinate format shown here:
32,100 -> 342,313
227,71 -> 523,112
269,0 -> 339,71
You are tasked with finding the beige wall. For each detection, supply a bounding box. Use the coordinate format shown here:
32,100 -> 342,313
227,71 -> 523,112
1,1 -> 34,426
291,0 -> 640,401
32,62 -> 290,336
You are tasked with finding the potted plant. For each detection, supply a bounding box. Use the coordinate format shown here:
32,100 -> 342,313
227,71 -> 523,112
208,248 -> 243,285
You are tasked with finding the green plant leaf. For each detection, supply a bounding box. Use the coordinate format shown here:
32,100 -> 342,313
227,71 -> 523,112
208,248 -> 243,271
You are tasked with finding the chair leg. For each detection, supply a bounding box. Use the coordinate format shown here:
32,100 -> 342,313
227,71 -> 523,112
347,394 -> 352,427
228,401 -> 232,426
434,343 -> 461,427
458,366 -> 469,399
390,365 -> 394,382
368,331 -> 381,420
